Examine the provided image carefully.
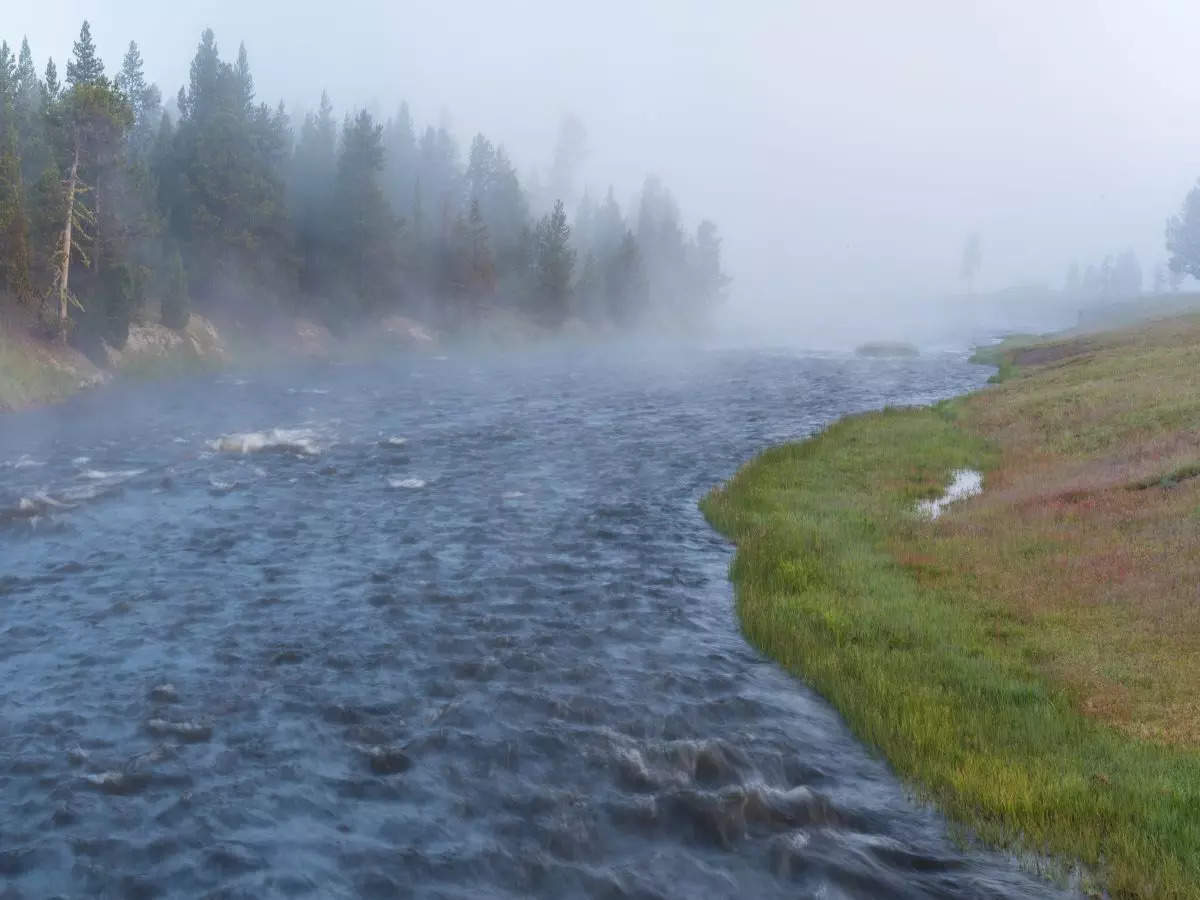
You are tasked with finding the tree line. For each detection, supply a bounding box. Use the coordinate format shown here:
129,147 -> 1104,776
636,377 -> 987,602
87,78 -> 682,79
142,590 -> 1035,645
0,23 -> 728,352
1063,250 -> 1147,300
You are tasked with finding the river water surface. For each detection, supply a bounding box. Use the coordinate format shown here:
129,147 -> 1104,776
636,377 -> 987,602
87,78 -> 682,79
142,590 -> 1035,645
0,345 -> 1071,898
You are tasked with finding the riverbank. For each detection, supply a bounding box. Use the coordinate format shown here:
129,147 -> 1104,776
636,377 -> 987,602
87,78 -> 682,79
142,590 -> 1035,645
0,312 -> 441,414
702,315 -> 1200,899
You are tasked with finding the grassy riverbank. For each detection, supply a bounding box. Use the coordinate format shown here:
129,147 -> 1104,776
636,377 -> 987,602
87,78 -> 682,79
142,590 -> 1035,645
702,316 -> 1200,899
0,329 -> 104,412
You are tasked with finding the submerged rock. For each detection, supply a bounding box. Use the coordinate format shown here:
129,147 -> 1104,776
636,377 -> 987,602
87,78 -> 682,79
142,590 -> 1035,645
362,744 -> 412,775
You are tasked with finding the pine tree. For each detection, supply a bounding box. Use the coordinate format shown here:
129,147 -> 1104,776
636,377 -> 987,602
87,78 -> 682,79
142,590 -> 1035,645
43,58 -> 59,101
291,91 -> 338,301
1166,182 -> 1200,282
0,42 -> 14,102
170,29 -> 291,307
332,109 -> 397,316
115,43 -> 148,131
13,38 -> 49,186
532,199 -> 573,326
691,220 -> 727,312
0,41 -> 35,307
605,230 -> 646,326
484,145 -> 528,278
382,101 -> 416,217
466,134 -> 495,203
48,25 -> 132,339
574,250 -> 602,322
0,106 -> 33,305
65,21 -> 104,88
14,39 -> 38,105
466,196 -> 495,303
234,43 -> 254,112
160,244 -> 189,329
0,22 -> 728,339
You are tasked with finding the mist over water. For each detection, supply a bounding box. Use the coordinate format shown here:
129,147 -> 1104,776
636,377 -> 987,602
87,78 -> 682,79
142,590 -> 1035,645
6,1 -> 1188,894
0,347 -> 1075,897
12,0 -> 1200,344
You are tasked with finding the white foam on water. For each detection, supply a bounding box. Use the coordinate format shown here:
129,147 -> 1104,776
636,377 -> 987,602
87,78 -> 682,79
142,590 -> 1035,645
384,436 -> 407,446
147,718 -> 212,740
80,468 -> 145,481
73,456 -> 91,465
11,491 -> 72,519
9,455 -> 44,469
287,387 -> 330,395
502,491 -> 525,499
59,484 -> 106,503
172,437 -> 188,444
388,477 -> 426,489
86,771 -> 124,787
29,492 -> 70,510
916,469 -> 983,519
209,428 -> 321,456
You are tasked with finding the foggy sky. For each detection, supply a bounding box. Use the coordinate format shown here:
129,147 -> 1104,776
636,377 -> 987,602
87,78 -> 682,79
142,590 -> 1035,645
10,0 -> 1200,339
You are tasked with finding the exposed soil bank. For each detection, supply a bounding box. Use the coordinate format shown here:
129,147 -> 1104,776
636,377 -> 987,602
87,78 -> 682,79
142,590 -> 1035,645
0,312 -> 437,413
703,314 -> 1200,899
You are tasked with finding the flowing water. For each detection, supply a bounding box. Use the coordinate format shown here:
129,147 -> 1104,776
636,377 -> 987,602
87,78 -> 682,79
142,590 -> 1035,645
0,345 -> 1072,898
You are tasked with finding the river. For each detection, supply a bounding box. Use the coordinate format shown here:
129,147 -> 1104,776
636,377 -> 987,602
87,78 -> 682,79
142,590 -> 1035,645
0,344 -> 1072,898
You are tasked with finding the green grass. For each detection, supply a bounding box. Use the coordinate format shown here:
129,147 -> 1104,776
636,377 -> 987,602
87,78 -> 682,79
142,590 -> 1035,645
968,334 -> 1039,382
701,397 -> 1200,898
0,330 -> 85,411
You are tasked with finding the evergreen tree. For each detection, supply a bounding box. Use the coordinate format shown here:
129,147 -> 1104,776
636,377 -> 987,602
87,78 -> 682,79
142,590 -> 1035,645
466,134 -> 495,204
605,230 -> 646,326
594,187 -> 625,258
13,39 -> 49,190
43,58 -> 59,102
1166,181 -> 1200,282
331,109 -> 397,317
14,39 -> 38,107
233,43 -> 254,113
115,41 -> 161,158
532,199 -> 573,325
291,91 -> 338,302
382,101 -> 416,217
574,250 -> 602,322
50,51 -> 132,339
690,220 -> 727,313
483,145 -> 528,280
169,28 -> 291,308
160,244 -> 189,329
0,96 -> 33,305
65,21 -> 104,88
0,22 -> 728,341
0,42 -> 13,101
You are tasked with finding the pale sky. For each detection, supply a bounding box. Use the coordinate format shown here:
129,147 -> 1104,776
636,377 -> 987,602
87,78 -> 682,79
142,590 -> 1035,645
8,0 -> 1200,338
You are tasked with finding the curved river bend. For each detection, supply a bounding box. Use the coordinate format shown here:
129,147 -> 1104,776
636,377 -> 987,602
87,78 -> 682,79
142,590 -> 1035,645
0,346 -> 1071,898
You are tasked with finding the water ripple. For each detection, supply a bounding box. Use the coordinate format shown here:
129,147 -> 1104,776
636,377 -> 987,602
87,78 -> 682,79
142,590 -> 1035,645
0,345 -> 1074,898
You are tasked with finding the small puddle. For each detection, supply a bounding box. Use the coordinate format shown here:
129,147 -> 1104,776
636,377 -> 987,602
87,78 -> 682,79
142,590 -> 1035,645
916,469 -> 982,519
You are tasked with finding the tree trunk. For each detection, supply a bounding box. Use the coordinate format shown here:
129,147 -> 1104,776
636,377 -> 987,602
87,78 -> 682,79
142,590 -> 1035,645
58,140 -> 80,342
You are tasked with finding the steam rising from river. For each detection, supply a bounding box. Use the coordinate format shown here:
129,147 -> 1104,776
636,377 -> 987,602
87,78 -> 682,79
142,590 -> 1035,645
0,347 -> 1077,896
